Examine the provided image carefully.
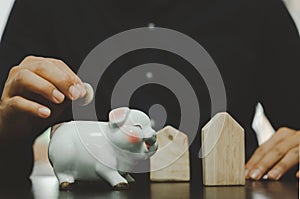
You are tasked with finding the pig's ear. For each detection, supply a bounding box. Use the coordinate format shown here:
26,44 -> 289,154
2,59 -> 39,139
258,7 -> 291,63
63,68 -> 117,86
109,107 -> 130,127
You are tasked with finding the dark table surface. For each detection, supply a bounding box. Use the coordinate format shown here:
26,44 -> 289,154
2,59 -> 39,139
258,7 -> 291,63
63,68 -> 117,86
0,162 -> 298,199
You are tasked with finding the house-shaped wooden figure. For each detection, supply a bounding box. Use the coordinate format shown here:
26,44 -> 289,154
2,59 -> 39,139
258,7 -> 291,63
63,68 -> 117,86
150,126 -> 190,182
201,112 -> 245,186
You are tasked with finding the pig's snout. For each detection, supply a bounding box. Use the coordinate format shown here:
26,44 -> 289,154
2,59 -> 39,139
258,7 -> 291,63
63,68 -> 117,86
144,135 -> 156,147
143,134 -> 158,155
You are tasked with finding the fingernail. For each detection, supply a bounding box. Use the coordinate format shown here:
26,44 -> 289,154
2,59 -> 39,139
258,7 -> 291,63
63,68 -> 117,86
69,85 -> 80,100
268,169 -> 281,180
52,89 -> 65,102
38,107 -> 51,117
262,174 -> 268,180
250,169 -> 261,180
76,83 -> 86,97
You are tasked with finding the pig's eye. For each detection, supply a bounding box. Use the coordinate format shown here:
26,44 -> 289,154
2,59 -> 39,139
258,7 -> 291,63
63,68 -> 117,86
133,124 -> 143,129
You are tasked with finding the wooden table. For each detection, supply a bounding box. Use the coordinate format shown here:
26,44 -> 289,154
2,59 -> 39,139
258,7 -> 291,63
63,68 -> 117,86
0,162 -> 298,199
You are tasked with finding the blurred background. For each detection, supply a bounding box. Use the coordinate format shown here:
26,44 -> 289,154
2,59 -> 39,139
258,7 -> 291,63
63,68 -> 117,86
1,0 -> 299,42
0,0 -> 299,177
0,0 -> 300,40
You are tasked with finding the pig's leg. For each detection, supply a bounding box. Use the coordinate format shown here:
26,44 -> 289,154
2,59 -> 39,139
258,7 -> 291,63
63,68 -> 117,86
95,164 -> 128,189
49,140 -> 76,190
124,174 -> 135,182
119,172 -> 135,182
56,173 -> 75,190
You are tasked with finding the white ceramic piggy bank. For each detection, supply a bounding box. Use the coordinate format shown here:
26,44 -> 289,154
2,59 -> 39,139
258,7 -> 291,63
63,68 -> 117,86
48,107 -> 158,190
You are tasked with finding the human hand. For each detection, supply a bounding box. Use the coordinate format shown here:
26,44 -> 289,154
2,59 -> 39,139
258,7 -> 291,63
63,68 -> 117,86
245,127 -> 299,180
0,56 -> 86,140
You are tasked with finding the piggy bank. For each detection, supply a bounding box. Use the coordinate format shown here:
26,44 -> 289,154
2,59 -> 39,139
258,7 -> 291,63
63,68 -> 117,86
48,107 -> 158,190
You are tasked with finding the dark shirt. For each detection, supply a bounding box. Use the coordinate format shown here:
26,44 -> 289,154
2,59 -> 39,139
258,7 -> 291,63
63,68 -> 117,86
0,0 -> 299,187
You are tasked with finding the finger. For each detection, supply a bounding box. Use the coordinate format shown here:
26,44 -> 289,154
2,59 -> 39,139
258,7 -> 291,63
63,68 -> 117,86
9,69 -> 65,103
248,135 -> 299,180
21,61 -> 84,100
19,55 -> 43,66
47,58 -> 86,98
20,56 -> 82,85
296,171 -> 299,178
6,96 -> 51,118
19,56 -> 86,98
267,147 -> 299,180
245,143 -> 273,179
245,127 -> 296,179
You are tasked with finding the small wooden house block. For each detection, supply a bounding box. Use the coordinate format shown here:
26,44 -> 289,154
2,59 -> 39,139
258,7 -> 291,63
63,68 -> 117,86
150,126 -> 190,182
202,112 -> 245,186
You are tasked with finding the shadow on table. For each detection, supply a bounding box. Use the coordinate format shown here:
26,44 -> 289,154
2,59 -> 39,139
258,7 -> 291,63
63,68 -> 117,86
7,160 -> 296,199
203,185 -> 246,199
248,180 -> 299,199
151,182 -> 190,199
31,175 -> 134,199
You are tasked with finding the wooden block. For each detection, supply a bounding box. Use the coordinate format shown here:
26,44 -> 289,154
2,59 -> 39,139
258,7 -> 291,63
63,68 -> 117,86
150,126 -> 190,182
202,112 -> 245,186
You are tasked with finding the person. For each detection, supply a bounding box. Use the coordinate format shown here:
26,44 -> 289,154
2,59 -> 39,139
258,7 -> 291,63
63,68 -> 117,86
0,0 -> 299,188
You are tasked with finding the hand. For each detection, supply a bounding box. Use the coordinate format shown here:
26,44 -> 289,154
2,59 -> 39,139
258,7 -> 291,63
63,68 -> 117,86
245,127 -> 299,180
0,56 -> 86,140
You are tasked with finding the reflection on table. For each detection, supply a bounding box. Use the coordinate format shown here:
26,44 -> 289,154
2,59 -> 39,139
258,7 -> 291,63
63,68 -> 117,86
0,162 -> 298,199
